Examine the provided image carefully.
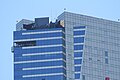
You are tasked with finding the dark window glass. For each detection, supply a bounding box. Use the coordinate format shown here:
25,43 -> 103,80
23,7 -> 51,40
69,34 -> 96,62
75,66 -> 81,71
74,52 -> 83,57
105,58 -> 108,64
105,51 -> 108,57
74,26 -> 86,29
74,59 -> 82,64
74,30 -> 85,35
74,45 -> 83,50
14,41 -> 36,47
74,37 -> 84,43
82,75 -> 85,80
75,73 -> 80,79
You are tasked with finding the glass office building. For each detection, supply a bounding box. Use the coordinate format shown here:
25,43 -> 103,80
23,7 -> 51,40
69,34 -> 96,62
13,12 -> 120,80
13,18 -> 66,80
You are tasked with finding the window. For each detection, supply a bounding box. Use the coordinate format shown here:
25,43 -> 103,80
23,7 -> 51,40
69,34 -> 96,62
74,52 -> 83,57
75,73 -> 80,79
74,30 -> 85,35
74,59 -> 82,64
105,58 -> 108,64
105,51 -> 108,57
14,41 -> 36,47
89,58 -> 92,61
74,45 -> 83,50
74,37 -> 84,43
82,75 -> 85,80
75,66 -> 81,71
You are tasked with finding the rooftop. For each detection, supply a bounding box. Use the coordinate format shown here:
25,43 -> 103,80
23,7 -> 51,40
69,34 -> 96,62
16,17 -> 64,31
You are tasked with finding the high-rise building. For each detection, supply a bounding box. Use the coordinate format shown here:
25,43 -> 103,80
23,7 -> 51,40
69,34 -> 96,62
12,12 -> 120,80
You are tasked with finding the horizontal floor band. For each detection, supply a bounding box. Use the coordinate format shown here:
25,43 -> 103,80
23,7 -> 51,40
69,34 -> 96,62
74,43 -> 84,45
75,72 -> 81,74
22,66 -> 66,71
14,58 -> 66,64
74,57 -> 82,60
22,30 -> 63,35
74,29 -> 85,31
22,73 -> 66,78
74,64 -> 82,67
22,44 -> 63,49
74,35 -> 85,38
74,50 -> 83,52
22,51 -> 66,56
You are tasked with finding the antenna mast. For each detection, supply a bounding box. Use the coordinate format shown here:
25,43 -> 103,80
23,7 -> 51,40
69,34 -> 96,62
64,8 -> 66,11
118,19 -> 120,21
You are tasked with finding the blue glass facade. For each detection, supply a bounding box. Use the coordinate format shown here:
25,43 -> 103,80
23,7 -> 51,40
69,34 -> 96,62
73,26 -> 86,79
13,27 -> 66,80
